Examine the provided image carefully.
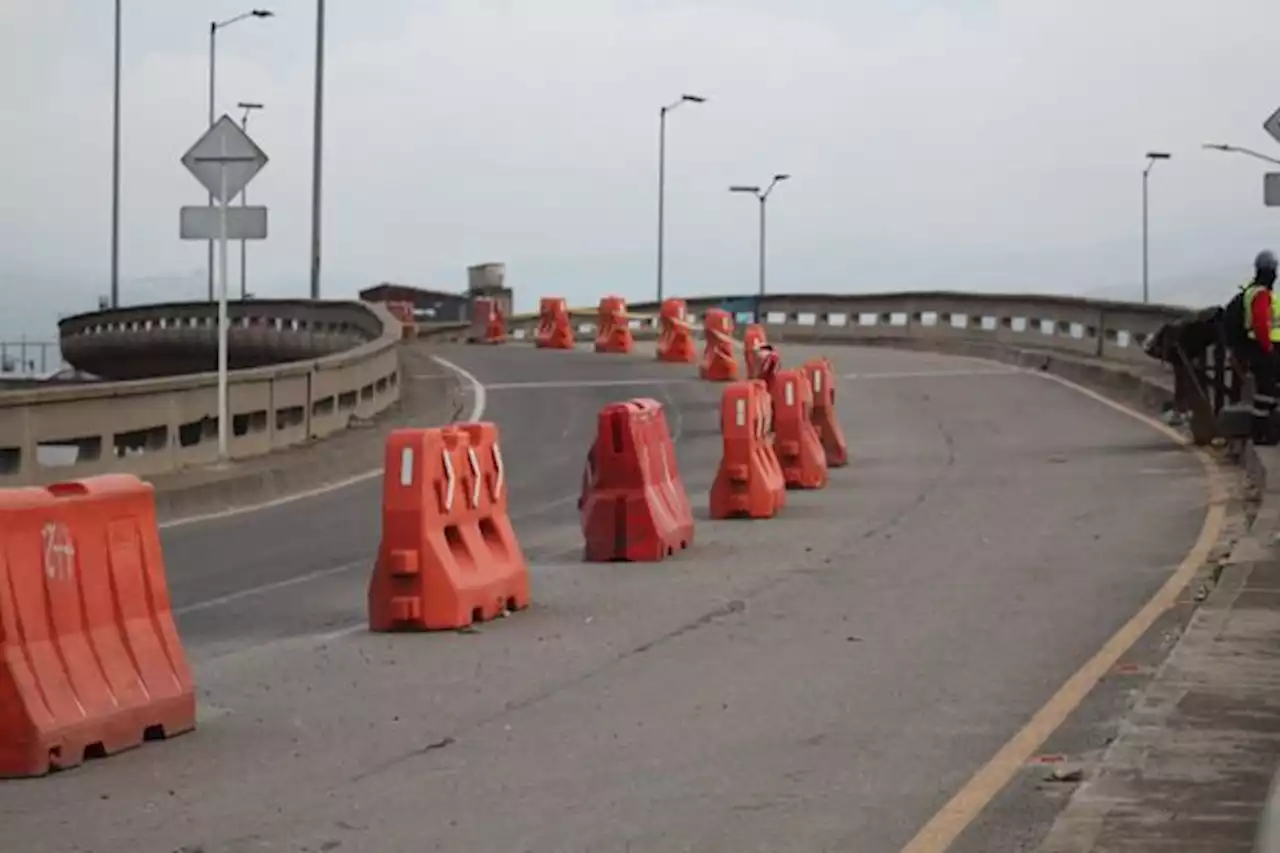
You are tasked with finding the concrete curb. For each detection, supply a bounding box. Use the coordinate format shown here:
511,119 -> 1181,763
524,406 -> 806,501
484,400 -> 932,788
148,347 -> 465,524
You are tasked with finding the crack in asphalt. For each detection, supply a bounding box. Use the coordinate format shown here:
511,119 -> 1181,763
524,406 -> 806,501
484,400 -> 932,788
340,403 -> 960,788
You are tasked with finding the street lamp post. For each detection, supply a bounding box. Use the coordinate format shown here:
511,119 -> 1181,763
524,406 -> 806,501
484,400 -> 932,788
1202,142 -> 1280,167
110,0 -> 122,309
207,9 -> 273,302
656,93 -> 706,304
1142,151 -> 1171,305
309,0 -> 326,300
730,174 -> 790,306
237,101 -> 264,301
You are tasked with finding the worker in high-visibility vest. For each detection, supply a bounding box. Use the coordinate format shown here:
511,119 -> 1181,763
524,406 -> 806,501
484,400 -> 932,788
1225,250 -> 1280,443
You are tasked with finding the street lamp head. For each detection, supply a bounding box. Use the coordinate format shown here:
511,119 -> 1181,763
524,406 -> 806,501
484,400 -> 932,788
251,9 -> 274,17
1145,151 -> 1171,160
237,101 -> 264,110
681,94 -> 706,104
774,173 -> 791,181
1202,142 -> 1231,151
729,185 -> 761,194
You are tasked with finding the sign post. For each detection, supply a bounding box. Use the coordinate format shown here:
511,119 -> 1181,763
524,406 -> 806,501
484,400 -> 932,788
180,115 -> 269,462
1263,107 -> 1280,207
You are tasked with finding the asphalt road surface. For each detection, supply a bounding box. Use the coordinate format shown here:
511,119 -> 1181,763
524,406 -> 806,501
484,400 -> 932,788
0,342 -> 1212,853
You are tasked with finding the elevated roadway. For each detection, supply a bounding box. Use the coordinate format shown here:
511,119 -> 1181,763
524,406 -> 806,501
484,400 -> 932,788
0,329 -> 1225,853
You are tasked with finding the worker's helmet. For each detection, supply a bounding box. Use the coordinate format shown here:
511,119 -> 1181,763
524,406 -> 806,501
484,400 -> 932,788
1256,250 -> 1278,273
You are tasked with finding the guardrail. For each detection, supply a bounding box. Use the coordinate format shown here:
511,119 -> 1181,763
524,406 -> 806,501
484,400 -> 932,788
0,290 -> 1204,487
428,291 -> 1194,367
59,299 -> 381,380
0,301 -> 403,486
0,339 -> 63,378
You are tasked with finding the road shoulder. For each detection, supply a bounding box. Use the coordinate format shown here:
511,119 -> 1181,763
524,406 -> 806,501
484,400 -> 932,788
1033,446 -> 1280,853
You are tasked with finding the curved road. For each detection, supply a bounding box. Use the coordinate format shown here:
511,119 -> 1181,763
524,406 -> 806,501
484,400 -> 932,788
0,342 -> 1213,853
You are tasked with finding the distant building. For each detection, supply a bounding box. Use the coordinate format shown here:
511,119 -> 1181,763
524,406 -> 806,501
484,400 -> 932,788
359,283 -> 472,322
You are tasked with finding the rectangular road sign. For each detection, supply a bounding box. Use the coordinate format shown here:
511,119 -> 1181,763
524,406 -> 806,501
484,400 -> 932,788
1266,106 -> 1280,147
1266,173 -> 1280,207
180,114 -> 269,204
179,205 -> 269,240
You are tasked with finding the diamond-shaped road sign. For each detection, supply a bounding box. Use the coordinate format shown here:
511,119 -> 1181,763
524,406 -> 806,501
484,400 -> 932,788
180,114 -> 268,204
1265,105 -> 1280,148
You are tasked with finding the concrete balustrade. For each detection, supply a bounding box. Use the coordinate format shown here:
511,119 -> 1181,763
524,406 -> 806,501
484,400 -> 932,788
0,290 -> 1198,487
59,299 -> 385,380
0,301 -> 402,486
493,291 -> 1192,366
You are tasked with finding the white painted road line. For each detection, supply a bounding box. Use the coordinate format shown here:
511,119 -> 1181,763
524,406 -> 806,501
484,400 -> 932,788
842,368 -> 1019,380
486,377 -> 699,391
174,560 -> 365,615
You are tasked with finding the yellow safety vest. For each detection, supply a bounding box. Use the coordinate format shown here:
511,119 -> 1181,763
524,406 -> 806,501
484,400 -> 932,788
1241,284 -> 1280,341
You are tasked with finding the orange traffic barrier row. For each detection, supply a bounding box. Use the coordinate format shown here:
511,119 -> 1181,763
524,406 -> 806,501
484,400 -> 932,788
467,297 -> 507,344
369,423 -> 530,631
700,308 -> 739,381
579,398 -> 694,561
595,296 -> 634,354
743,323 -> 768,378
656,298 -> 697,364
803,357 -> 849,467
537,297 -> 575,349
710,380 -> 787,519
771,369 -> 829,490
0,474 -> 196,777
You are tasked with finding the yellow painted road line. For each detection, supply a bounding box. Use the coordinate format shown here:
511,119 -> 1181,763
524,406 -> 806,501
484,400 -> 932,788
898,369 -> 1228,853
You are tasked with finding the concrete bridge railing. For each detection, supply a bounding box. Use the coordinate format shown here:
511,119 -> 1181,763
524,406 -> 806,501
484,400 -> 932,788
479,291 -> 1194,366
0,300 -> 403,486
0,290 -> 1200,488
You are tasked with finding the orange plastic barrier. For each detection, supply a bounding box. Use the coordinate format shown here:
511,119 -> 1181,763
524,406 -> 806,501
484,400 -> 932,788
467,298 -> 506,344
536,297 -> 575,349
656,299 -> 697,364
385,300 -> 417,340
743,324 -> 769,378
369,423 -> 530,631
771,369 -> 829,489
0,475 -> 196,777
579,398 -> 694,561
709,380 -> 786,519
594,296 -> 634,354
803,357 -> 849,467
700,308 -> 739,382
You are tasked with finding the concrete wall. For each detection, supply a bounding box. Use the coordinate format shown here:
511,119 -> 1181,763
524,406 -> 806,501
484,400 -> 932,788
468,290 -> 1191,366
58,299 -> 383,380
0,301 -> 404,486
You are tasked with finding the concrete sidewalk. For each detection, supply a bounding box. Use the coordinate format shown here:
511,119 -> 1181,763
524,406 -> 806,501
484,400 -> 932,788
1035,447 -> 1280,852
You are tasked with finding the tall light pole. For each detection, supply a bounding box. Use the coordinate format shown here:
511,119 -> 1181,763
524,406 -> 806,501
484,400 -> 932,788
237,101 -> 264,301
110,0 -> 122,309
309,0 -> 326,300
656,93 -> 706,304
730,174 -> 790,306
1142,151 -> 1171,305
207,9 -> 274,302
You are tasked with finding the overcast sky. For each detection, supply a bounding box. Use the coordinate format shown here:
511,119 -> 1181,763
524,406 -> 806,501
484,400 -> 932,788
4,0 -> 1280,341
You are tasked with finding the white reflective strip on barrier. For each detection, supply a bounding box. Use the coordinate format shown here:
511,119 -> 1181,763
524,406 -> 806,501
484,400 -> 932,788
400,447 -> 415,487
813,369 -> 823,393
736,398 -> 747,429
491,442 -> 505,500
785,380 -> 795,408
441,449 -> 456,512
467,447 -> 482,508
